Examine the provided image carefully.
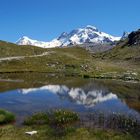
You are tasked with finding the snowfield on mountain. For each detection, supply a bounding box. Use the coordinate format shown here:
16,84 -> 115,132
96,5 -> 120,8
16,25 -> 121,48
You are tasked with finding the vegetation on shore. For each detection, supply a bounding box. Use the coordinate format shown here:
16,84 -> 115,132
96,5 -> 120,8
0,109 -> 15,124
0,109 -> 139,140
0,125 -> 135,140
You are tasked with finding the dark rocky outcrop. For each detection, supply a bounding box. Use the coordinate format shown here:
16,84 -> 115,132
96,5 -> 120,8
128,29 -> 140,45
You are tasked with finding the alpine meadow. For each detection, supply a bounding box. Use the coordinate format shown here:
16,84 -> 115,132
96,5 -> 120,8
0,0 -> 140,140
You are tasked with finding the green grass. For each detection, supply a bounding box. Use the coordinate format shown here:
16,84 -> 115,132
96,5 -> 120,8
23,113 -> 49,126
24,110 -> 79,127
0,109 -> 139,140
22,110 -> 140,138
95,44 -> 140,63
0,41 -> 140,81
0,41 -> 46,57
52,109 -> 79,126
0,125 -> 135,140
0,109 -> 15,124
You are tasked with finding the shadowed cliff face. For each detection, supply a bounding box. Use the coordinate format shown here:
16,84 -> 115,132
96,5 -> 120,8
128,29 -> 140,46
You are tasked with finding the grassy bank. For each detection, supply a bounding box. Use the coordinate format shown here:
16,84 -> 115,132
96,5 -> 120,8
0,46 -> 140,81
0,109 -> 15,125
0,125 -> 135,140
0,41 -> 46,58
0,110 -> 138,140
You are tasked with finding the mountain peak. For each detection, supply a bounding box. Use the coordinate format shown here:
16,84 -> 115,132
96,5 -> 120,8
121,32 -> 129,40
16,36 -> 35,46
20,36 -> 31,40
16,25 -> 121,48
85,25 -> 98,31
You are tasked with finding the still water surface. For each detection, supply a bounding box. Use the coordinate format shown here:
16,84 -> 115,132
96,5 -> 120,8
0,76 -> 140,124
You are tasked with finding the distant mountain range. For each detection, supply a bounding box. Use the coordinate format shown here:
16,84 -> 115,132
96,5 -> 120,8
16,25 -> 121,48
0,28 -> 139,81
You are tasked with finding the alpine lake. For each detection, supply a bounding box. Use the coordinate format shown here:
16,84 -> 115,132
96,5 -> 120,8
0,72 -> 140,135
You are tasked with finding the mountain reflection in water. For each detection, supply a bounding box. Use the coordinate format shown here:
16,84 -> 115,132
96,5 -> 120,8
0,79 -> 140,124
20,85 -> 118,107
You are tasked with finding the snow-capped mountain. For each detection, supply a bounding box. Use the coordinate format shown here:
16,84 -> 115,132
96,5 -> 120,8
16,25 -> 121,48
16,36 -> 61,48
58,25 -> 121,46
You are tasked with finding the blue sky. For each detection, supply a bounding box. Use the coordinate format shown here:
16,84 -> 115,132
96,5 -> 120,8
0,0 -> 140,42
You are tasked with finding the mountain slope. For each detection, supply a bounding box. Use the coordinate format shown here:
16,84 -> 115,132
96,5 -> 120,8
96,29 -> 140,62
128,29 -> 140,45
0,40 -> 46,58
16,25 -> 121,48
0,29 -> 140,81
